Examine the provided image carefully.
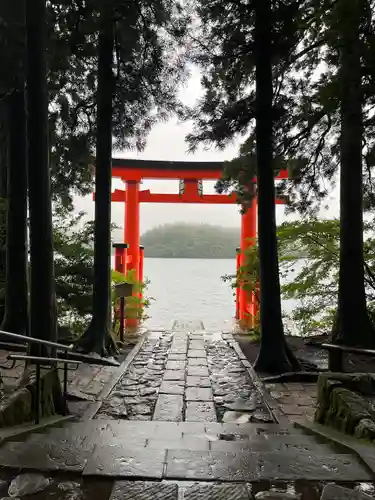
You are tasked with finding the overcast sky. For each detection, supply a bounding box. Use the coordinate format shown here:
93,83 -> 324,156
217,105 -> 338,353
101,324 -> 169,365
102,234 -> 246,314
73,66 -> 339,236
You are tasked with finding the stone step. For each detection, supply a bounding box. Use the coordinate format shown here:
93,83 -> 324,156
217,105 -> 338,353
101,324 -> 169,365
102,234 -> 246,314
0,436 -> 370,481
25,427 -> 335,454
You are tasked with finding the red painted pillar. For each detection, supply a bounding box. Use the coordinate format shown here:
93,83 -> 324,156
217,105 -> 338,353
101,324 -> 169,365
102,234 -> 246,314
139,245 -> 144,285
112,243 -> 128,274
235,247 -> 241,320
239,198 -> 257,328
124,180 -> 140,280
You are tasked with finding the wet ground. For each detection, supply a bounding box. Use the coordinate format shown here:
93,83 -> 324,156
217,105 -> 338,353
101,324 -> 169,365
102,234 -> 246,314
96,325 -> 273,423
0,323 -> 374,499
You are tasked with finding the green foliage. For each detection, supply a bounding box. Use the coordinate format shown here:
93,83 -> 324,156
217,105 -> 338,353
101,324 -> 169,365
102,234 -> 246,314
225,218 -> 375,336
112,269 -> 153,329
141,222 -> 240,259
53,209 -> 152,335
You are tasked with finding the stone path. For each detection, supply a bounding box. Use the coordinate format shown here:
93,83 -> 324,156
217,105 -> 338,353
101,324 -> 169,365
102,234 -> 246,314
0,324 -> 374,499
96,327 -> 272,423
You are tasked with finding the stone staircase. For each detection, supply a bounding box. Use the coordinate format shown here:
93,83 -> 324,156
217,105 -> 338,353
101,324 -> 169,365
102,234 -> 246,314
0,419 -> 373,498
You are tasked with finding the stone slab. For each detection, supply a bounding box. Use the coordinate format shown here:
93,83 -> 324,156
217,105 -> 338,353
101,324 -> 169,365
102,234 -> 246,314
165,449 -> 258,481
153,394 -> 183,421
186,387 -> 213,402
0,439 -> 92,472
184,484 -> 251,500
187,366 -> 209,377
166,360 -> 186,371
188,358 -> 208,367
160,381 -> 185,395
258,452 -> 372,481
320,483 -> 373,500
186,376 -> 211,388
190,341 -> 205,350
163,370 -> 185,381
83,446 -> 166,478
188,350 -> 207,358
168,354 -> 186,361
110,481 -> 178,500
146,436 -> 210,451
186,401 -> 217,422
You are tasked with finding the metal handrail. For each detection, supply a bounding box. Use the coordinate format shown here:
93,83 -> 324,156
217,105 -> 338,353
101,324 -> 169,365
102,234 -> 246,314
0,330 -> 73,351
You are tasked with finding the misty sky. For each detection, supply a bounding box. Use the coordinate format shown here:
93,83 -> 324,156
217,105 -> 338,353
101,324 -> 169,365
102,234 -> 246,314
73,66 -> 339,237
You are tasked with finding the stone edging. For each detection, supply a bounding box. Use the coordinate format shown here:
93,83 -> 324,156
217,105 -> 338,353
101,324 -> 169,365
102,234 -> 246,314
294,420 -> 375,478
86,329 -> 149,418
224,333 -> 290,426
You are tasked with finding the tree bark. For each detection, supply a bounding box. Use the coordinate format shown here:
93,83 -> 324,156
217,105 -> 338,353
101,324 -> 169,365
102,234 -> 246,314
0,105 -> 8,325
253,0 -> 299,373
332,0 -> 374,347
76,5 -> 114,355
0,89 -> 28,337
26,0 -> 57,355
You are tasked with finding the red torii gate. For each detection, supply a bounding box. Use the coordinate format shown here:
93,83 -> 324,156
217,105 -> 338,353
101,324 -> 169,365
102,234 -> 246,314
105,158 -> 288,327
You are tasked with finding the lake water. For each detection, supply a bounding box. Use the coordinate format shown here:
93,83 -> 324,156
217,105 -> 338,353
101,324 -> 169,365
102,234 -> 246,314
122,257 -> 296,332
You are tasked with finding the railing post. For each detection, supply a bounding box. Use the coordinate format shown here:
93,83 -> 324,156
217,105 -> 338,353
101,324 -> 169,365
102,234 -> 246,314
63,349 -> 68,415
35,363 -> 41,424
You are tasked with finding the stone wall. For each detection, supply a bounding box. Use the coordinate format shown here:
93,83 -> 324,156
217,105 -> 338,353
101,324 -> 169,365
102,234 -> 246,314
0,368 -> 64,427
315,373 -> 375,441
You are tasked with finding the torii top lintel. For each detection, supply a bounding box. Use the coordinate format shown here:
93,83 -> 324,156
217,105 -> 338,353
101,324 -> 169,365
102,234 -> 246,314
111,158 -> 289,181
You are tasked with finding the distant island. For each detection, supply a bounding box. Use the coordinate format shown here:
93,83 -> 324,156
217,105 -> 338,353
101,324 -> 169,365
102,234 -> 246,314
140,223 -> 240,259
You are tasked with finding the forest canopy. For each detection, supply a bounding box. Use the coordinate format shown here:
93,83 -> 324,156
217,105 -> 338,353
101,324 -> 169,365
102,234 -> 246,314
140,223 -> 240,259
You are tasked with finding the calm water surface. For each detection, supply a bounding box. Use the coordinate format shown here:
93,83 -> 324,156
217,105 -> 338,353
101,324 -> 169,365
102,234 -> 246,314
140,257 -> 295,331
143,258 -> 235,331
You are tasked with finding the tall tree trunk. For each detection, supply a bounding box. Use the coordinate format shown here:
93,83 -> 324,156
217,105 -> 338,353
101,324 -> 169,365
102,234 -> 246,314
0,89 -> 28,336
0,105 -> 8,325
253,0 -> 299,373
26,0 -> 57,355
76,5 -> 114,355
332,0 -> 374,347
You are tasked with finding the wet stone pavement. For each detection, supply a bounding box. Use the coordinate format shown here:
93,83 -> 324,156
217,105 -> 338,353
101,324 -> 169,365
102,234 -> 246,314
96,328 -> 273,423
0,325 -> 374,498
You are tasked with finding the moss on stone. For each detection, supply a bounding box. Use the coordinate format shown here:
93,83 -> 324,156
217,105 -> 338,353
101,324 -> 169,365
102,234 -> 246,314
315,372 -> 375,442
354,418 -> 375,440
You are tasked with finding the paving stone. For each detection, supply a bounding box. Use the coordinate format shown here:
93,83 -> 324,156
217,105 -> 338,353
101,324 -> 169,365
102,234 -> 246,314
153,394 -> 183,421
186,401 -> 217,422
83,446 -> 166,478
165,449 -> 258,481
184,484 -> 251,500
258,452 -> 372,481
166,360 -> 186,370
188,350 -> 207,358
186,376 -> 211,388
188,358 -> 208,367
186,387 -> 213,401
0,440 -> 91,472
254,491 -> 300,499
146,436 -> 210,451
168,353 -> 186,361
190,341 -> 205,350
163,370 -> 185,381
187,366 -> 209,377
110,481 -> 177,500
320,483 -> 373,500
160,381 -> 185,395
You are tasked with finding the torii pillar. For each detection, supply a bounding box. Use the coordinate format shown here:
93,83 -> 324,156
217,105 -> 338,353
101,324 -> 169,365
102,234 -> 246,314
124,180 -> 140,280
239,198 -> 257,328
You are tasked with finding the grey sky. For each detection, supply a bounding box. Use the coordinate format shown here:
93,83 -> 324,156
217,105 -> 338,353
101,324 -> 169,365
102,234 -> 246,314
73,66 -> 339,236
